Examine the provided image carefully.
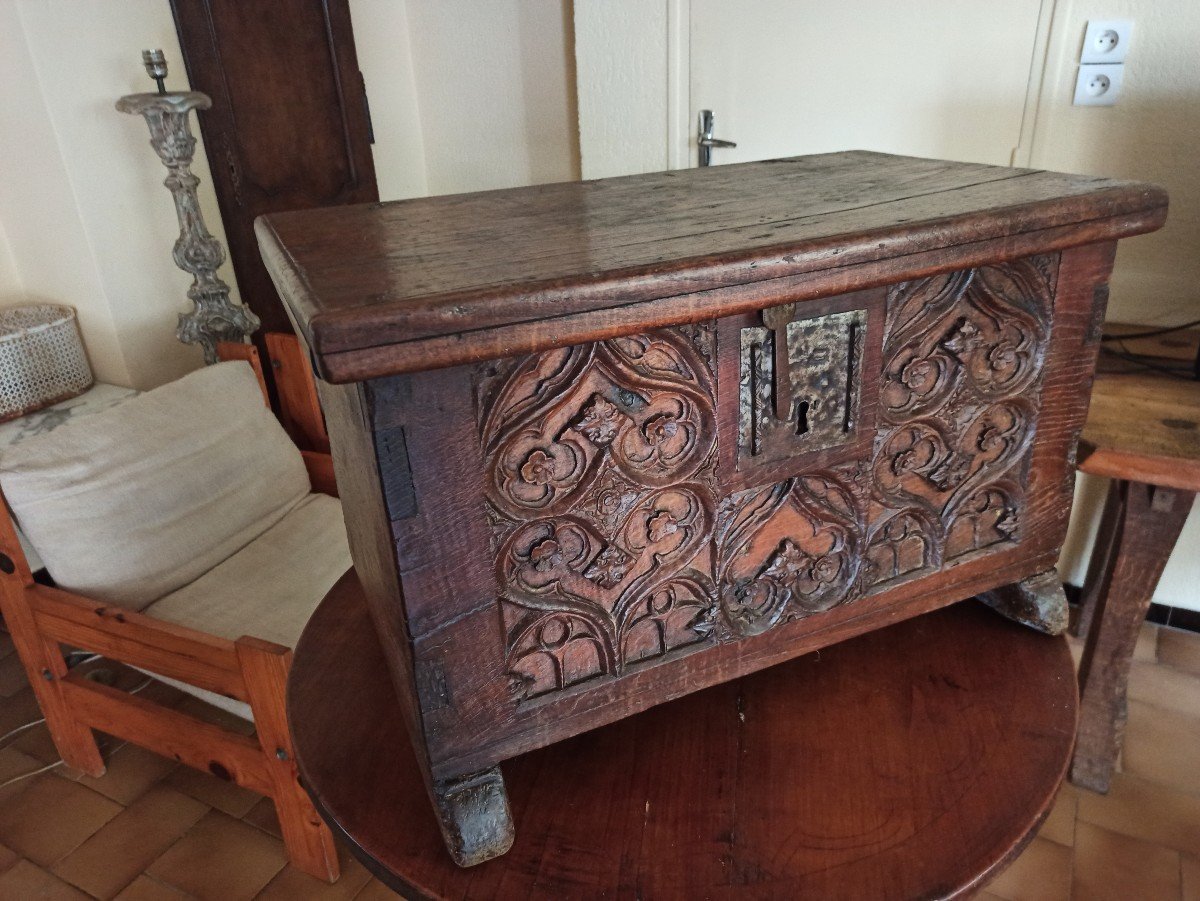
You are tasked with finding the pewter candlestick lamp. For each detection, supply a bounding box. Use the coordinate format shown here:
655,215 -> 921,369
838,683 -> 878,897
117,50 -> 258,363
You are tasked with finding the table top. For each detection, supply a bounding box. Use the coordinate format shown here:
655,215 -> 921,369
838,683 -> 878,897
288,572 -> 1077,900
257,151 -> 1166,382
1078,327 -> 1200,491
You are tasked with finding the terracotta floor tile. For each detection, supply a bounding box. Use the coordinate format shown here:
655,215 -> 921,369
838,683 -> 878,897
1121,699 -> 1200,795
0,841 -> 17,875
1134,622 -> 1161,663
242,796 -> 282,839
1076,771 -> 1200,856
173,695 -> 256,736
0,683 -> 44,738
1184,855 -> 1200,901
0,629 -> 15,658
1158,627 -> 1200,678
0,773 -> 121,866
352,878 -> 402,900
1037,782 -> 1078,847
132,679 -> 191,711
165,764 -> 262,818
147,809 -> 286,900
256,840 -> 373,900
78,741 -> 178,806
11,720 -> 70,765
0,744 -> 52,805
982,836 -> 1071,901
1073,822 -> 1181,901
1127,658 -> 1200,719
0,651 -> 28,697
51,784 -> 209,899
114,874 -> 193,900
0,859 -> 92,900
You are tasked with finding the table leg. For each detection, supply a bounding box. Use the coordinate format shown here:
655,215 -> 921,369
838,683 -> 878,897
1070,481 -> 1195,792
1073,479 -> 1125,639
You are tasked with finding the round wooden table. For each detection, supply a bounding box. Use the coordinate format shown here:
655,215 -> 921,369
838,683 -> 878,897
288,573 -> 1077,900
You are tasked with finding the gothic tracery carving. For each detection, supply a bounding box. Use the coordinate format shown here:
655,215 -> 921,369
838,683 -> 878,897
480,255 -> 1056,698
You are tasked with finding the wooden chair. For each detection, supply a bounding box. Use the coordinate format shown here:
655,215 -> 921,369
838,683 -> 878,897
1070,358 -> 1200,793
0,337 -> 343,882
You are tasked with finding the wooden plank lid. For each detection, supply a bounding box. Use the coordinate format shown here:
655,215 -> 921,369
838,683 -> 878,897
256,151 -> 1167,383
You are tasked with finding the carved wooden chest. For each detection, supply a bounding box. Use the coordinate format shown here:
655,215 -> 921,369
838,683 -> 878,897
257,151 -> 1166,866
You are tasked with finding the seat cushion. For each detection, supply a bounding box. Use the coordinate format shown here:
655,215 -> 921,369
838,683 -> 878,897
0,362 -> 310,609
140,493 -> 352,722
144,493 -> 351,648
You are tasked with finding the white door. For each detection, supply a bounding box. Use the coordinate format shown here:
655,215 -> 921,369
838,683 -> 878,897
689,0 -> 1045,168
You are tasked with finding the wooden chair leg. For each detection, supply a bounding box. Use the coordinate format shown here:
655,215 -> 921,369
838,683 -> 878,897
0,578 -> 105,776
1071,481 -> 1195,792
236,637 -> 340,882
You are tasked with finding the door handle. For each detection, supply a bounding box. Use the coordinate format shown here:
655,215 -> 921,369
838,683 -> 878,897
698,110 -> 737,166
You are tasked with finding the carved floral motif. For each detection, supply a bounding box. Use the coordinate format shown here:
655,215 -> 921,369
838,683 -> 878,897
482,255 -> 1056,698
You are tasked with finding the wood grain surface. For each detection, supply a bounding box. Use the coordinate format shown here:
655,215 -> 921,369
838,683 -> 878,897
172,0 -> 378,338
1071,482 -> 1195,792
257,151 -> 1166,381
288,571 -> 1077,900
1078,372 -> 1200,491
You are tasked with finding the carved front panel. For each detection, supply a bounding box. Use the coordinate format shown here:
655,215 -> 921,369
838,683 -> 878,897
477,256 -> 1055,700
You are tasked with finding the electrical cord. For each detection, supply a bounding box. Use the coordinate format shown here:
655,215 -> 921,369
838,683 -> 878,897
0,717 -> 46,747
1099,344 -> 1197,381
0,671 -> 155,791
1100,318 -> 1200,342
0,759 -> 63,790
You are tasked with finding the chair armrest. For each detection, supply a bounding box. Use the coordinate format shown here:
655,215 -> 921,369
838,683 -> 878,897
302,451 -> 338,498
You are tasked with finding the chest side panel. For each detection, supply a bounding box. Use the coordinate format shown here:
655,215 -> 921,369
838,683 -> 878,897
475,255 -> 1057,701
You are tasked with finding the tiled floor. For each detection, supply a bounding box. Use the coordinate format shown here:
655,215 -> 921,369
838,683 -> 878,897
0,617 -> 1198,900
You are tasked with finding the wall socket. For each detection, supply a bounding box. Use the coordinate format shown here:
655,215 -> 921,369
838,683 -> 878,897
1073,63 -> 1124,106
1081,20 -> 1133,64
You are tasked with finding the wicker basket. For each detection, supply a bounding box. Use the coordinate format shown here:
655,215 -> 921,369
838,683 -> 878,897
0,304 -> 94,423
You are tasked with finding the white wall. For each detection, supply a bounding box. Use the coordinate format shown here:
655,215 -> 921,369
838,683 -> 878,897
573,1 -> 1200,612
0,0 -> 243,389
0,219 -> 21,299
1030,0 -> 1200,611
352,0 -> 581,200
348,0 -> 429,201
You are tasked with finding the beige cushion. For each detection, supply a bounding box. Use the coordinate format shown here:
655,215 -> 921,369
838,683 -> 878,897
0,362 -> 310,609
144,493 -> 350,647
141,493 -> 352,721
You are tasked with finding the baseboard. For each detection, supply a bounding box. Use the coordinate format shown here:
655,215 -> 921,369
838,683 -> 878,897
1064,582 -> 1200,634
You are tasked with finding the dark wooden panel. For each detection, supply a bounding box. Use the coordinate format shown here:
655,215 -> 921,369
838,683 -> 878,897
172,0 -> 378,336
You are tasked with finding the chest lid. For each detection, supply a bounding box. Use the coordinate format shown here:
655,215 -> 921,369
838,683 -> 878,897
255,151 -> 1166,383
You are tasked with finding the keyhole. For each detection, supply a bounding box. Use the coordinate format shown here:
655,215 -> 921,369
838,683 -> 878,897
795,399 -> 810,436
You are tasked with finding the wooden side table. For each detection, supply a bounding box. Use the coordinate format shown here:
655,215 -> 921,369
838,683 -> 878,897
1070,364 -> 1200,792
287,572 -> 1076,899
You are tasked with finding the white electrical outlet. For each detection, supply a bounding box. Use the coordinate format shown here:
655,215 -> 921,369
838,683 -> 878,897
1081,20 -> 1133,64
1073,63 -> 1124,106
